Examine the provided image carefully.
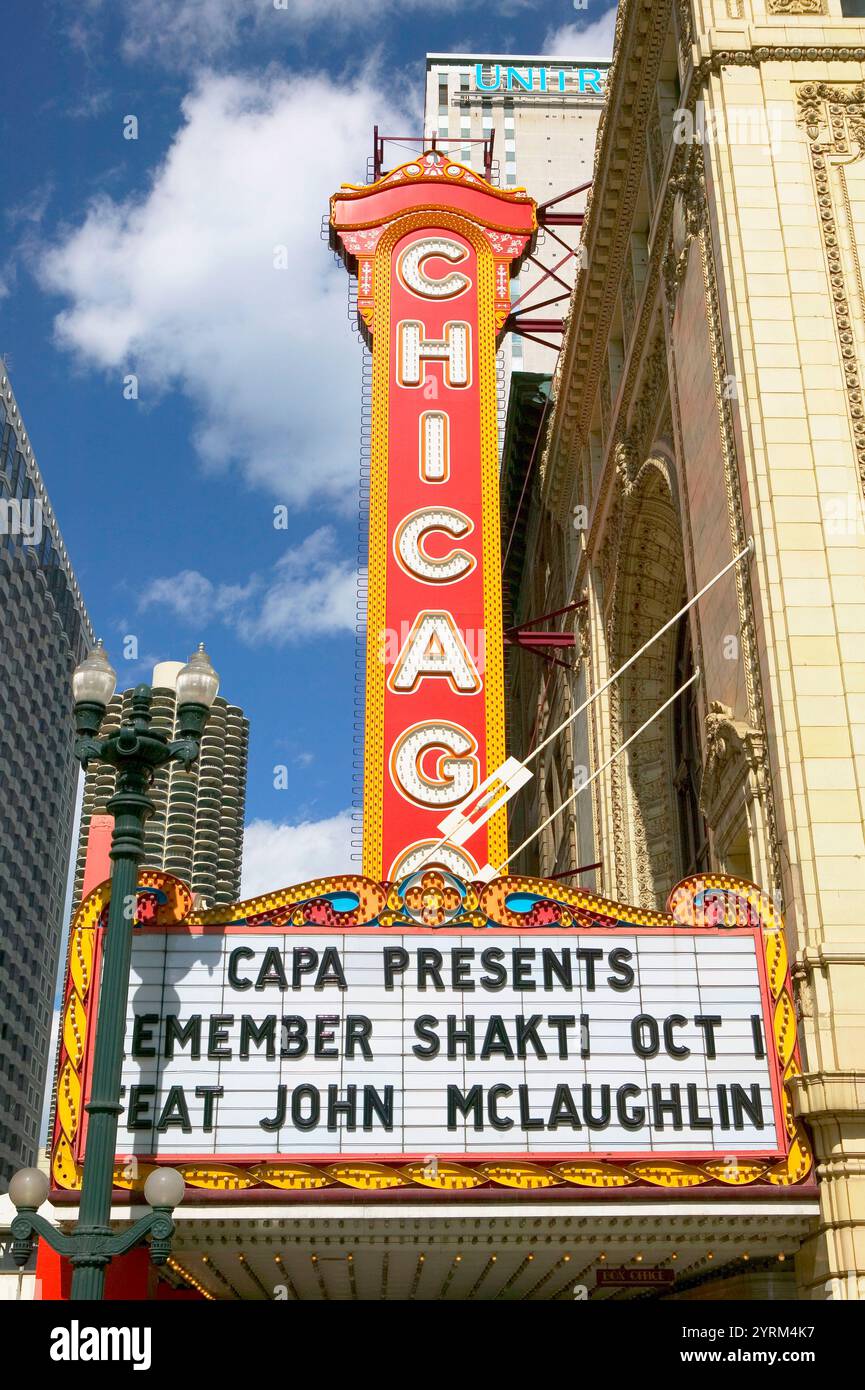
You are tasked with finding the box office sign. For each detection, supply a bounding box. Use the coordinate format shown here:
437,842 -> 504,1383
52,871 -> 811,1191
596,1267 -> 676,1289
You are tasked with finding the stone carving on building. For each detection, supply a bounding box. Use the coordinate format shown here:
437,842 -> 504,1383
600,358 -> 612,439
647,106 -> 664,200
613,438 -> 640,497
576,588 -> 591,662
768,0 -> 827,13
790,959 -> 815,1024
700,700 -> 766,839
621,254 -> 636,346
663,147 -> 705,313
796,82 -> 865,492
694,45 -> 865,88
674,0 -> 694,76
607,453 -> 683,907
626,332 -> 669,460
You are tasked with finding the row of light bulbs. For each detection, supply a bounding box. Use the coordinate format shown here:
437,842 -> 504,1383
167,1246 -> 790,1298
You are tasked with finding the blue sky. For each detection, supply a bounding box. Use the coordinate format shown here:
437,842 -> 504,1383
2,0 -> 616,895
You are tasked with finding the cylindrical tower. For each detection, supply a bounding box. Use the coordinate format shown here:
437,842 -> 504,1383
71,661 -> 249,911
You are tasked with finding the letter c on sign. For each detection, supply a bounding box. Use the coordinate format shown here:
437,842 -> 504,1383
394,506 -> 476,585
398,237 -> 471,300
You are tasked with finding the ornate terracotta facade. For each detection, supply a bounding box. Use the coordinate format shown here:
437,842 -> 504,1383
505,0 -> 865,1297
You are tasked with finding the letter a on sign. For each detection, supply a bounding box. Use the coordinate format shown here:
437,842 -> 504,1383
389,612 -> 481,694
330,152 -> 536,879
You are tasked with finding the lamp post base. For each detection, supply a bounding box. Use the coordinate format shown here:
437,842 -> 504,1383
70,1258 -> 111,1303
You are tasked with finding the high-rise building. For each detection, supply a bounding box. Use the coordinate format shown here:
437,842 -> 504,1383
0,371 -> 93,1187
72,660 -> 249,912
424,54 -> 610,398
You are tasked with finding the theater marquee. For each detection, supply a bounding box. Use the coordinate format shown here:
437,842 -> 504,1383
49,152 -> 811,1208
52,870 -> 811,1193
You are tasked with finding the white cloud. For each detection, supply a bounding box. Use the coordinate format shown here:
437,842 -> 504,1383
544,5 -> 618,59
253,527 -> 358,642
6,182 -> 54,229
140,570 -> 222,623
79,0 -> 535,71
39,71 -> 408,507
241,811 -> 355,897
138,525 -> 357,644
120,0 -> 263,65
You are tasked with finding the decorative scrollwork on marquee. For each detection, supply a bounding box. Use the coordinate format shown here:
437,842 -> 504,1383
51,870 -> 194,1191
52,869 -> 812,1195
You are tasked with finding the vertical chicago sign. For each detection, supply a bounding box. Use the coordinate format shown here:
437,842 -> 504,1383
330,151 -> 536,880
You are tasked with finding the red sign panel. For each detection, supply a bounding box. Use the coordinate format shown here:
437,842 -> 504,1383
331,153 -> 536,880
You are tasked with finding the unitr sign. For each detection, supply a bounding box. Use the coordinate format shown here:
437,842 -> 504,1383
330,152 -> 536,880
472,64 -> 607,95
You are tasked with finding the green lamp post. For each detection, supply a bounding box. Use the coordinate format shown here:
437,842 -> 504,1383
9,641 -> 220,1300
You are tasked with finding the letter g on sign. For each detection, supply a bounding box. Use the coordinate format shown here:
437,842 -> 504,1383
390,720 -> 480,808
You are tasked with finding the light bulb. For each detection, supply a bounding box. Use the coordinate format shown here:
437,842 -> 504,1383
72,639 -> 116,709
175,643 -> 219,710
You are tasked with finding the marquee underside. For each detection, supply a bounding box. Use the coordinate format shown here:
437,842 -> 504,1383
48,1196 -> 818,1301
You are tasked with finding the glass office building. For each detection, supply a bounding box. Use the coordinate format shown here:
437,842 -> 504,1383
0,371 -> 92,1187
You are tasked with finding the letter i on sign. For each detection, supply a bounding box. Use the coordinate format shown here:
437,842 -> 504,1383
330,153 -> 537,880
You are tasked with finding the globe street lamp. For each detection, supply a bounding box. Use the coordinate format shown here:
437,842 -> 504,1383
9,642 -> 220,1300
9,1164 -> 185,1281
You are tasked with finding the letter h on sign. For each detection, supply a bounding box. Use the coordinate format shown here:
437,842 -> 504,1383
330,152 -> 536,881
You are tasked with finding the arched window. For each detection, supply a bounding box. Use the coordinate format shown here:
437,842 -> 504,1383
671,611 -> 708,877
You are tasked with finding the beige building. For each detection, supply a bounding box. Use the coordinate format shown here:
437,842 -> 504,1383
504,0 -> 865,1298
424,54 -> 609,406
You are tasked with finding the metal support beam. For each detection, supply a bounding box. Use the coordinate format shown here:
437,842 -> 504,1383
504,316 -> 565,335
370,129 -> 497,182
504,597 -> 588,635
506,631 -> 575,649
536,180 -> 592,228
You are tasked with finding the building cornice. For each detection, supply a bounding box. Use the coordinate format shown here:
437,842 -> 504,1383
425,53 -> 613,66
690,21 -> 865,81
543,0 -> 673,521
